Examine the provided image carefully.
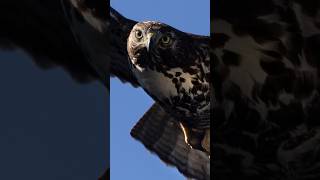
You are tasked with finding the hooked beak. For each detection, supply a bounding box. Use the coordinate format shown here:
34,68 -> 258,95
146,32 -> 155,52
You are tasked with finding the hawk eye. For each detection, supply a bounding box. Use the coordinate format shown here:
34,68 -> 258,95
160,34 -> 172,45
135,30 -> 143,39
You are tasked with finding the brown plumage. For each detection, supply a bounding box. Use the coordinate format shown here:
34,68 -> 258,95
126,21 -> 211,179
127,21 -> 210,153
213,0 -> 320,179
0,1 -> 211,179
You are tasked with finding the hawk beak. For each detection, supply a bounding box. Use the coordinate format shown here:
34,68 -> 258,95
146,32 -> 155,52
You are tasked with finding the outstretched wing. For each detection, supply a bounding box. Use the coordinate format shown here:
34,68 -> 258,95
62,0 -> 139,87
131,103 -> 210,180
0,0 -> 100,84
0,0 -> 140,88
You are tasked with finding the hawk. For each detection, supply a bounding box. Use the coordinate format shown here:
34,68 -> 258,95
0,0 -> 210,180
127,21 -> 210,153
127,21 -> 211,180
213,0 -> 320,179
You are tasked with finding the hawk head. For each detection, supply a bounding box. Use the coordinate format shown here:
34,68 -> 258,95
127,21 -> 193,72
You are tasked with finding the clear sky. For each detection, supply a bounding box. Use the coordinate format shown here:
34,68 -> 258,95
110,0 -> 210,179
0,51 -> 108,180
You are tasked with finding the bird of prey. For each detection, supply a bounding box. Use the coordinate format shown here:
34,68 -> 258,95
127,21 -> 210,154
213,0 -> 320,179
0,0 -> 210,180
127,21 -> 211,180
64,1 -> 211,180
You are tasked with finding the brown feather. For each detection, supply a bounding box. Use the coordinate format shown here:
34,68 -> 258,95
131,103 -> 210,180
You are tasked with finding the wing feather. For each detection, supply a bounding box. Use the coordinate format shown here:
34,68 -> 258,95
131,103 -> 210,180
0,0 -> 140,88
0,0 -> 100,84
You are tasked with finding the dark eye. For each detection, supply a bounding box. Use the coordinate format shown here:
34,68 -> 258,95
135,30 -> 143,39
160,34 -> 172,45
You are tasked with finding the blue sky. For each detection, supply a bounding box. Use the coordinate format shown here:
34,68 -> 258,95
0,51 -> 108,180
110,0 -> 210,179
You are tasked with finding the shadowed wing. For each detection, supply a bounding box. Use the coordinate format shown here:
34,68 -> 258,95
0,0 -> 100,84
0,0 -> 139,88
62,0 -> 139,87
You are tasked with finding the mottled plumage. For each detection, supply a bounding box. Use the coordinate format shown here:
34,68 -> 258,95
127,21 -> 210,152
213,0 -> 320,179
0,1 -> 210,179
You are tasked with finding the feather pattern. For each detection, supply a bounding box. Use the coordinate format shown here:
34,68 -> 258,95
213,0 -> 320,179
131,103 -> 210,180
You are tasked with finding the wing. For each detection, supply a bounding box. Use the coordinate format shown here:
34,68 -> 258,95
62,0 -> 139,87
131,103 -> 210,180
109,7 -> 139,86
0,0 -> 100,84
0,0 -> 140,88
213,0 -> 320,179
